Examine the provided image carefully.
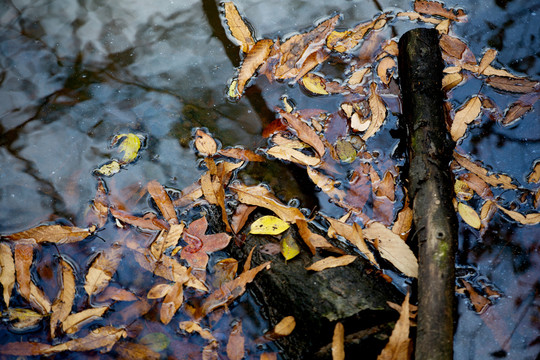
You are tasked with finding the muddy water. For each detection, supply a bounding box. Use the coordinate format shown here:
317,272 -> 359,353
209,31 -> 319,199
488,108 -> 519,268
0,0 -> 538,358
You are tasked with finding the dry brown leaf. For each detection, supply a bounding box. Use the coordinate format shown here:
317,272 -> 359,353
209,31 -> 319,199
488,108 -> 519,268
14,243 -> 32,300
325,217 -> 378,266
0,341 -> 52,356
147,283 -> 173,299
114,342 -> 160,360
150,224 -> 184,260
231,204 -> 257,234
218,148 -> 265,162
5,224 -> 93,244
44,326 -> 127,354
377,57 -> 396,85
453,152 -> 516,190
180,321 -> 216,341
451,96 -> 482,141
478,49 -> 497,74
396,11 -> 442,25
348,67 -> 370,86
258,316 -> 296,343
110,209 -> 169,231
377,292 -> 412,360
435,19 -> 450,34
496,204 -> 540,225
296,218 -> 343,254
172,181 -> 204,208
50,259 -> 76,338
439,34 -> 476,64
328,13 -> 389,52
392,205 -> 413,240
267,145 -> 321,166
160,281 -> 184,325
223,2 -> 255,53
528,162 -> 540,183
306,255 -> 357,271
442,72 -> 463,91
230,183 -> 304,223
462,280 -> 490,313
363,83 -> 387,140
279,109 -> 325,157
227,320 -> 245,360
29,282 -> 51,314
0,243 -> 15,307
91,179 -> 109,228
147,180 -> 178,225
503,101 -> 532,125
414,0 -> 466,21
363,222 -> 418,278
84,244 -> 123,296
486,76 -> 539,93
236,39 -> 274,95
332,322 -> 345,360
62,306 -> 109,334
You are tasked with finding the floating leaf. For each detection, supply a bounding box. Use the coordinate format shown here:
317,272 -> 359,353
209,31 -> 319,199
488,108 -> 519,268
112,133 -> 142,164
528,162 -> 540,183
451,96 -> 482,141
44,326 -> 127,354
478,49 -> 497,74
442,72 -> 463,91
396,11 -> 442,25
496,204 -> 540,225
94,286 -> 137,302
160,281 -> 184,325
29,282 -> 52,314
226,320 -> 245,360
392,205 -> 413,240
328,13 -> 389,52
453,152 -> 516,190
307,167 -> 346,203
62,306 -> 109,334
50,259 -> 76,338
147,283 -> 173,299
458,202 -> 481,229
0,243 -> 15,307
306,255 -> 357,271
332,323 -> 345,360
377,292 -> 412,360
84,244 -> 123,296
250,216 -> 290,235
223,2 -> 255,53
301,73 -> 329,95
179,321 -> 216,341
486,76 -> 539,93
363,222 -> 418,278
237,39 -> 273,95
194,129 -> 218,157
325,217 -> 378,267
259,316 -> 296,342
377,57 -> 396,85
454,179 -> 473,201
436,19 -> 450,34
95,160 -> 121,176
278,109 -> 325,157
267,145 -> 321,166
8,308 -> 44,330
348,68 -> 370,86
414,0 -> 467,21
148,180 -> 178,225
5,224 -> 94,244
281,233 -> 300,261
461,280 -> 490,313
362,82 -> 387,140
439,34 -> 476,64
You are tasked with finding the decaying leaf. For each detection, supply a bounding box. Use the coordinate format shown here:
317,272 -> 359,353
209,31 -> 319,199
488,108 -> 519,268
296,218 -> 341,254
325,217 -> 378,267
307,167 -> 346,203
306,255 -> 357,271
414,0 -> 466,22
453,152 -> 516,190
496,204 -> 540,225
226,320 -> 245,360
160,281 -> 184,325
43,326 -> 127,354
451,96 -> 482,141
457,202 -> 481,229
5,224 -> 94,244
110,208 -> 169,231
281,232 -> 300,261
302,73 -> 329,95
267,145 -> 321,166
114,342 -> 161,360
62,306 -> 109,334
250,215 -> 290,235
363,222 -> 418,278
84,244 -> 123,296
140,332 -> 171,352
147,180 -> 178,225
462,280 -> 490,313
278,109 -> 325,157
180,321 -> 216,341
50,259 -> 76,338
328,13 -> 390,52
14,243 -> 33,300
237,39 -> 274,95
112,133 -> 143,164
0,242 -> 15,307
348,67 -> 370,86
377,57 -> 396,85
377,292 -> 412,360
212,258 -> 239,289
362,83 -> 387,140
7,308 -> 44,330
218,148 -> 265,162
332,322 -> 345,360
90,179 -> 109,228
224,2 -> 255,53
231,204 -> 257,233
486,76 -> 539,93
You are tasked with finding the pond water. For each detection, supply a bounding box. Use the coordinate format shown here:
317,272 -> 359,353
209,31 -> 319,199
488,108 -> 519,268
0,0 -> 538,359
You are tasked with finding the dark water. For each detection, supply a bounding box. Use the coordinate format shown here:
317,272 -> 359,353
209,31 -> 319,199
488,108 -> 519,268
0,0 -> 539,358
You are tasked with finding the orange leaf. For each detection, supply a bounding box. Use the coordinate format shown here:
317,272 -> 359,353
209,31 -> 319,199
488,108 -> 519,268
226,320 -> 245,360
50,259 -> 76,338
377,292 -> 412,360
462,280 -> 490,313
147,180 -> 178,225
306,255 -> 357,271
332,322 -> 345,360
439,34 -> 476,64
237,39 -> 273,95
278,109 -> 325,157
14,243 -> 33,300
0,243 -> 15,307
94,286 -> 138,302
223,2 -> 255,53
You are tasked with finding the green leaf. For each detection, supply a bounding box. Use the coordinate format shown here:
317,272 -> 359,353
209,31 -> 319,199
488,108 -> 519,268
250,216 -> 290,235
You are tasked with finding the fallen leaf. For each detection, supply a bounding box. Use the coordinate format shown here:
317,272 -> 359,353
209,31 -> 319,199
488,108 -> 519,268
392,205 -> 413,240
451,96 -> 482,141
396,11 -> 442,25
180,321 -> 216,341
348,67 -> 370,86
250,215 -> 290,235
237,39 -> 274,95
363,222 -> 418,278
8,308 -> 44,330
458,202 -> 481,229
306,255 -> 357,271
231,204 -> 257,233
439,34 -> 476,64
454,179 -> 473,201
414,0 -> 466,21
502,101 -> 533,126
230,183 -> 305,223
14,243 -> 33,300
496,204 -> 540,225
0,342 -> 52,356
279,109 -> 325,157
462,280 -> 490,313
140,332 -> 171,352
307,167 -> 346,203
62,306 -> 109,334
224,2 -> 255,53
259,316 -> 296,342
84,244 -> 123,296
95,160 -> 121,176
44,326 -> 127,354
218,148 -> 265,162
328,13 -> 389,52
335,138 -> 357,163
325,217 -> 378,266
296,219 -> 342,254
362,83 -> 387,140
461,172 -> 493,199
302,73 -> 329,95
5,224 -> 94,244
180,216 -> 231,271
212,258 -> 238,289
114,342 -> 160,360
486,76 -> 539,93
94,286 -> 137,302
147,180 -> 178,225
281,233 -> 300,261
332,322 -> 345,360
442,72 -> 463,91
480,200 -> 498,226
377,57 -> 396,85
110,209 -> 169,231
453,152 -> 516,190
227,320 -> 245,360
260,353 -> 278,360
90,179 -> 109,228
151,224 -> 184,259
112,133 -> 142,164
0,242 -> 15,307
50,259 -> 76,338
160,280 -> 184,325
435,19 -> 450,34
528,162 -> 540,183
29,282 -> 51,314
267,145 -> 321,166
478,49 -> 497,74
377,292 -> 412,360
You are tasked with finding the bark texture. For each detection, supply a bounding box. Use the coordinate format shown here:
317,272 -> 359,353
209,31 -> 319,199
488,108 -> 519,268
398,28 -> 458,360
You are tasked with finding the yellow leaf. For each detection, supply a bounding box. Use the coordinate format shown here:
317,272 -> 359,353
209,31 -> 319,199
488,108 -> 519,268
454,179 -> 473,201
306,255 -> 357,271
223,2 -> 255,53
301,73 -> 328,95
250,216 -> 290,235
228,79 -> 239,98
8,308 -> 44,330
281,233 -> 300,261
95,160 -> 121,176
112,133 -> 142,164
457,202 -> 481,229
451,96 -> 482,141
335,139 -> 357,163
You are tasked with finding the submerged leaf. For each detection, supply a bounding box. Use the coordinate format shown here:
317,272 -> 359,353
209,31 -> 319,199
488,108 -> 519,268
44,326 -> 127,354
226,320 -> 245,360
5,224 -> 93,244
147,180 -> 178,225
62,306 -> 109,334
84,244 -> 123,296
51,259 -> 76,338
250,216 -> 290,235
0,243 -> 15,307
160,281 -> 184,325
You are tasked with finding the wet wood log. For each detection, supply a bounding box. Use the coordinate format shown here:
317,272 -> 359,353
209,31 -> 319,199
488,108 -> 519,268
225,211 -> 403,359
398,28 -> 458,360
